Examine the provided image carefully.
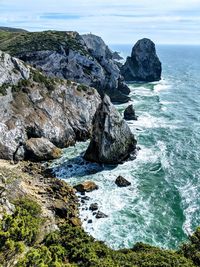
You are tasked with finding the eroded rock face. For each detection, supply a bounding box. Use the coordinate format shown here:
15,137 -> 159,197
121,38 -> 162,82
0,51 -> 101,160
0,31 -> 130,103
84,95 -> 137,164
25,137 -> 62,161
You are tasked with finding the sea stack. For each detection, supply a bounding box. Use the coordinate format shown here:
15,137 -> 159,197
84,95 -> 137,164
121,38 -> 162,82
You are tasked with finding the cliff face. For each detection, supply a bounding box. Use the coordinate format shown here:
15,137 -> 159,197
0,31 -> 130,103
121,38 -> 162,82
0,50 -> 101,160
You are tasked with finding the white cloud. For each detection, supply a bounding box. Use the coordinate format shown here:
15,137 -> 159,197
0,0 -> 200,44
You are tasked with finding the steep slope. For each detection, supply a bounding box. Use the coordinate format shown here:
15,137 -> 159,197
0,30 -> 130,103
0,50 -> 101,160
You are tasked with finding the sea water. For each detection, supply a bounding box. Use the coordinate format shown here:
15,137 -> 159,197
52,45 -> 200,250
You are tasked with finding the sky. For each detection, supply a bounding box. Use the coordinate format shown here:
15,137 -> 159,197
0,0 -> 200,45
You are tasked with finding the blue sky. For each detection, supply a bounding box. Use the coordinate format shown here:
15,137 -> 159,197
0,0 -> 200,44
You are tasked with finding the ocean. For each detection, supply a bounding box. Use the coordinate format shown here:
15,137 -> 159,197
52,45 -> 200,250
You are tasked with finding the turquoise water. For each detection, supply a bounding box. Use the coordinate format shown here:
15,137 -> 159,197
52,45 -> 200,250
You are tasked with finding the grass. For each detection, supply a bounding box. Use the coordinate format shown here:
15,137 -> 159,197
0,30 -> 89,57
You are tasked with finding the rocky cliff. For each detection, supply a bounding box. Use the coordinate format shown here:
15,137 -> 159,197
0,50 -> 101,160
121,38 -> 162,82
0,30 -> 130,103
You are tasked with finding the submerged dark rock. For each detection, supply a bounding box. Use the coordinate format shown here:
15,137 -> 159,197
124,104 -> 137,121
115,176 -> 131,187
84,95 -> 137,164
89,203 -> 98,211
96,211 -> 108,219
121,38 -> 162,82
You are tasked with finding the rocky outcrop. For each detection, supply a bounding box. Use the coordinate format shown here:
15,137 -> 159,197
74,181 -> 99,193
0,51 -> 101,160
84,95 -> 137,164
121,38 -> 161,82
0,31 -> 130,103
96,211 -> 108,219
115,176 -> 131,187
25,137 -> 62,161
124,104 -> 137,121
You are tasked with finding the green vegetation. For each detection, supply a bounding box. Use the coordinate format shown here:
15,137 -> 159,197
0,30 -> 88,56
0,198 -> 42,265
11,79 -> 31,93
0,83 -> 9,96
17,223 -> 195,267
77,84 -> 95,96
180,227 -> 200,266
77,84 -> 88,92
0,194 -> 199,266
32,70 -> 56,91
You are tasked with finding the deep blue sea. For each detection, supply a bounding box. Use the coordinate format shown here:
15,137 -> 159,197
53,45 -> 200,250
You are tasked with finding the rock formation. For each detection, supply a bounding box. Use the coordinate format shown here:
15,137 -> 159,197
124,104 -> 137,121
0,30 -> 130,103
84,95 -> 137,164
74,181 -> 99,193
121,38 -> 162,82
115,176 -> 131,187
25,137 -> 62,161
0,50 -> 101,160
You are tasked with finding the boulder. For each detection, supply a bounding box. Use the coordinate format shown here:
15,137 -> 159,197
121,38 -> 161,82
84,95 -> 137,164
124,104 -> 137,121
74,181 -> 98,193
25,137 -> 62,161
96,211 -> 108,219
115,176 -> 131,187
89,203 -> 98,211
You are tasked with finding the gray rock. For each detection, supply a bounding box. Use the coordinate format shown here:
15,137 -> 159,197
124,104 -> 137,121
0,51 -> 101,160
121,38 -> 162,82
84,95 -> 137,164
1,31 -> 130,103
115,176 -> 131,187
25,137 -> 62,161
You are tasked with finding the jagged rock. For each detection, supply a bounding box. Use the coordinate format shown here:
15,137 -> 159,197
112,51 -> 123,61
96,211 -> 108,219
115,176 -> 131,187
0,31 -> 130,103
121,38 -> 162,82
25,137 -> 62,161
89,203 -> 98,211
84,95 -> 137,164
124,104 -> 137,121
74,181 -> 99,193
0,51 -> 101,160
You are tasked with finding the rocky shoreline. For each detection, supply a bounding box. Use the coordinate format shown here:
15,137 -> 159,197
0,27 -> 199,267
